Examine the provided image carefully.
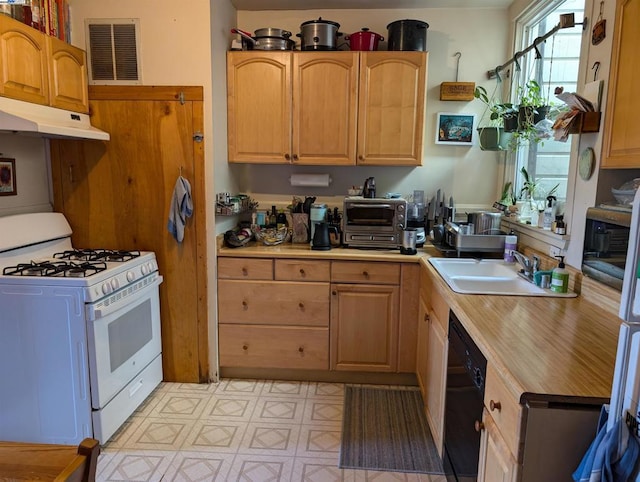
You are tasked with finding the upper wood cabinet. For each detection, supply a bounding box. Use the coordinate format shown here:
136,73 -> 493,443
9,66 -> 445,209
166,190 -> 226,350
226,51 -> 427,166
0,16 -> 88,113
47,35 -> 89,113
0,15 -> 49,106
357,52 -> 427,166
602,0 -> 640,168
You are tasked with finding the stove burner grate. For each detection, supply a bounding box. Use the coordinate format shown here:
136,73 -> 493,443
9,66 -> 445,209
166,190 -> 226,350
53,249 -> 141,263
3,260 -> 108,277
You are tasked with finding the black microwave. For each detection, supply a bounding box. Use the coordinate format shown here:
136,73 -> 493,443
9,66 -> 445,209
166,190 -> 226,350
582,206 -> 631,291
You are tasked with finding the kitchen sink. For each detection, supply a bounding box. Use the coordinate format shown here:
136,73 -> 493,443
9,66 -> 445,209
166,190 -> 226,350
428,258 -> 577,297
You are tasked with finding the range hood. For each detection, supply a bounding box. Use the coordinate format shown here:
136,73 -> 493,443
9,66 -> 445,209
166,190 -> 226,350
0,96 -> 109,141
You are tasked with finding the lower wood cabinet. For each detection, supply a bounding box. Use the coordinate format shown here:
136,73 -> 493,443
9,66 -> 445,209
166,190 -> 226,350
478,408 -> 519,482
218,324 -> 329,370
218,257 -> 417,376
330,283 -> 399,372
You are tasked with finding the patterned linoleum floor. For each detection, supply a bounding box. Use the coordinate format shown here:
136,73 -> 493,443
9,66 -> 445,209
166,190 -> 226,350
96,378 -> 447,482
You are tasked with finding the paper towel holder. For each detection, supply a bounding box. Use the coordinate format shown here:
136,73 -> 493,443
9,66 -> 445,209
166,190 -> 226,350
289,173 -> 332,187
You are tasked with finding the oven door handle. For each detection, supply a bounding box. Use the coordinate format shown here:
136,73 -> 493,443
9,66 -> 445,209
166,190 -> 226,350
86,274 -> 163,321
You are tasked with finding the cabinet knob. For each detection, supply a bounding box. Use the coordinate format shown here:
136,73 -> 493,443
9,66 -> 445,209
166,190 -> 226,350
332,290 -> 337,296
293,154 -> 299,161
299,268 -> 306,277
241,267 -> 248,276
284,153 -> 291,161
474,420 -> 485,432
358,155 -> 364,161
490,400 -> 501,412
424,313 -> 430,322
242,344 -> 248,351
242,300 -> 248,310
362,270 -> 369,279
298,346 -> 304,353
298,302 -> 305,310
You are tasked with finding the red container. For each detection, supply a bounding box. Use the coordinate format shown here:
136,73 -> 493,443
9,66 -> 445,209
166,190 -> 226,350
345,28 -> 384,51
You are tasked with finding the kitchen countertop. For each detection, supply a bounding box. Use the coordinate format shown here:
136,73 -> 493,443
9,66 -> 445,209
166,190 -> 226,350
217,241 -> 620,405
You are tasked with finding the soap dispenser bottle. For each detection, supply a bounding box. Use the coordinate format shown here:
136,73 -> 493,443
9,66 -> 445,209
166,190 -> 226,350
550,255 -> 569,293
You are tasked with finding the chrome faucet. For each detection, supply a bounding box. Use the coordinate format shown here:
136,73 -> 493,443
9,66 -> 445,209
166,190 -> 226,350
513,251 -> 540,282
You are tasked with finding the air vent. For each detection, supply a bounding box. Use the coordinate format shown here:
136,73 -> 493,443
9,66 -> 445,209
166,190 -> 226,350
85,19 -> 141,85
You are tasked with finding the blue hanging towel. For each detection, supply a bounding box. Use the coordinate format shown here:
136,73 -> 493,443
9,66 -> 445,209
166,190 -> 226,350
167,175 -> 193,243
573,405 -> 640,482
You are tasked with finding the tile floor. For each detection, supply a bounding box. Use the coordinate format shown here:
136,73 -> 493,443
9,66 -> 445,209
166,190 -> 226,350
96,378 -> 447,482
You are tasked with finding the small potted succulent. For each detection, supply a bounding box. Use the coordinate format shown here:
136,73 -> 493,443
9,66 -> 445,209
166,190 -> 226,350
474,86 -> 517,151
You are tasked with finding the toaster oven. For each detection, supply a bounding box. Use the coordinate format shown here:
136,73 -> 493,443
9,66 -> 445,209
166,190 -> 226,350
342,197 -> 407,248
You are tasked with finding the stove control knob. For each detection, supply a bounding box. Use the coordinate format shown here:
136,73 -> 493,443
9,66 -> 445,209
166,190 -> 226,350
147,261 -> 155,272
127,271 -> 135,282
141,264 -> 148,276
102,282 -> 113,295
111,278 -> 119,291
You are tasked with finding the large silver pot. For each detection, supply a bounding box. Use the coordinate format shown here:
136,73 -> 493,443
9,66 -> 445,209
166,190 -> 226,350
254,27 -> 292,38
297,17 -> 342,51
467,211 -> 502,235
232,28 -> 295,50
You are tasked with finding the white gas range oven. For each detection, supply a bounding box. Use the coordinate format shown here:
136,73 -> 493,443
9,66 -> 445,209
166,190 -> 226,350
0,212 -> 163,445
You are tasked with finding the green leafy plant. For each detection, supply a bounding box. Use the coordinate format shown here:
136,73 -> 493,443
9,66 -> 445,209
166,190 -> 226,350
474,86 -> 516,127
517,80 -> 545,107
519,167 -> 559,202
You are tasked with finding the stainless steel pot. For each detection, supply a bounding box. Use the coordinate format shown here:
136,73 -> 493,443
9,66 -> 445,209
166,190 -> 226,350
232,28 -> 295,50
297,17 -> 342,51
467,211 -> 502,235
254,27 -> 292,38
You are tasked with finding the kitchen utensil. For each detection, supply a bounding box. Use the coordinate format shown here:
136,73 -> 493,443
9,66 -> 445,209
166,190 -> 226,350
386,19 -> 429,51
345,28 -> 384,51
297,17 -> 342,51
467,211 -> 502,235
400,228 -> 418,255
231,28 -> 296,50
302,196 -> 316,214
311,222 -> 338,251
432,224 -> 444,245
362,177 -> 376,198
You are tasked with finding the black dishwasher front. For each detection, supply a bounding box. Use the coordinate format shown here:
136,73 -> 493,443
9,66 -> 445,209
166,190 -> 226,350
444,311 -> 487,482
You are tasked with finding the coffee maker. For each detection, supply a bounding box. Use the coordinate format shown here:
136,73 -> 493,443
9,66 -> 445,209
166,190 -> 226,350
407,192 -> 426,247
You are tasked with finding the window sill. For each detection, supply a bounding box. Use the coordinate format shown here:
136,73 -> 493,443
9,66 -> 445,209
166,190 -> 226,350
501,217 -> 569,253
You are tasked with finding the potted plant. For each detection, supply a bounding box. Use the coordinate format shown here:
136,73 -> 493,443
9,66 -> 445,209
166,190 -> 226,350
514,80 -> 550,145
474,86 -> 517,151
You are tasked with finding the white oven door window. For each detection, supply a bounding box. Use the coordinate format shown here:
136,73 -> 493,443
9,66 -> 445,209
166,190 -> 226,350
87,278 -> 162,409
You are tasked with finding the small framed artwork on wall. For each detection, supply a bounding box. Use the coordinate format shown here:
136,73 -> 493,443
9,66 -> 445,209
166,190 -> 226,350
435,112 -> 476,146
0,158 -> 17,196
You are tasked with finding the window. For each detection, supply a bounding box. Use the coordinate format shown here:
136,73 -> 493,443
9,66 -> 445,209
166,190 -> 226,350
513,0 -> 585,204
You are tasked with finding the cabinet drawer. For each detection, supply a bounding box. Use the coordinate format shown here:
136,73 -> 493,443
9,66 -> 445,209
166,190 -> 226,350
219,324 -> 329,370
218,280 -> 329,326
331,261 -> 400,284
275,259 -> 330,281
218,258 -> 273,280
484,364 -> 523,460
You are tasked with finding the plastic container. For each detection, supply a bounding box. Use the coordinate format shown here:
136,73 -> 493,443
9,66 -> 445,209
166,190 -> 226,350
550,256 -> 569,293
504,234 -> 517,263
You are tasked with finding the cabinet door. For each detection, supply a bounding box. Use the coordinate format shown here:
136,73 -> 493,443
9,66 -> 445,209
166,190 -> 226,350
357,52 -> 427,166
0,15 -> 48,105
416,296 -> 430,397
602,0 -> 640,167
47,36 -> 89,113
227,51 -> 292,163
478,409 -> 519,482
425,307 -> 448,456
330,283 -> 399,372
293,52 -> 358,165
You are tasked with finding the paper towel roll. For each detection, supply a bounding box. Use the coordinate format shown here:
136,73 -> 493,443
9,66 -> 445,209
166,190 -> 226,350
289,174 -> 332,187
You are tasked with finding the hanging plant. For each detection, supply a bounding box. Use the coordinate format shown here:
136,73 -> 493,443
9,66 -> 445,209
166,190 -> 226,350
473,85 -> 517,151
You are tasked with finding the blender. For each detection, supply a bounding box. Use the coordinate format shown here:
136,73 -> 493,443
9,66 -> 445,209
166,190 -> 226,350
407,190 -> 426,247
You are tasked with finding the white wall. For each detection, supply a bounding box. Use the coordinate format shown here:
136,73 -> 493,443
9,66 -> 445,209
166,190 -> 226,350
235,8 -> 510,212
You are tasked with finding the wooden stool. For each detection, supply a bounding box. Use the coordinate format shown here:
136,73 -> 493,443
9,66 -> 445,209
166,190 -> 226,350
0,438 -> 100,481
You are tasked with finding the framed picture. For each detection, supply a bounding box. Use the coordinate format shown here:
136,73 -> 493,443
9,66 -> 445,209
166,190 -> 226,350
435,112 -> 476,146
0,158 -> 17,196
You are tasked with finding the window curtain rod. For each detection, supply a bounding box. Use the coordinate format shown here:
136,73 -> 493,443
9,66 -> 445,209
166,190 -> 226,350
487,12 -> 587,79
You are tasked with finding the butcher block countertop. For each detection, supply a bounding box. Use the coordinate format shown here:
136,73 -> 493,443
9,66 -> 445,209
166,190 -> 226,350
217,242 -> 620,405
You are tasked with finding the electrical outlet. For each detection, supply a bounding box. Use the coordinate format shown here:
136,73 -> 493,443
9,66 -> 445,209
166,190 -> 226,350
549,246 -> 562,258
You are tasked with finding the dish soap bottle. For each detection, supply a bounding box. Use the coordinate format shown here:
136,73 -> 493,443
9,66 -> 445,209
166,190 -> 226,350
550,255 -> 569,293
542,196 -> 556,231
